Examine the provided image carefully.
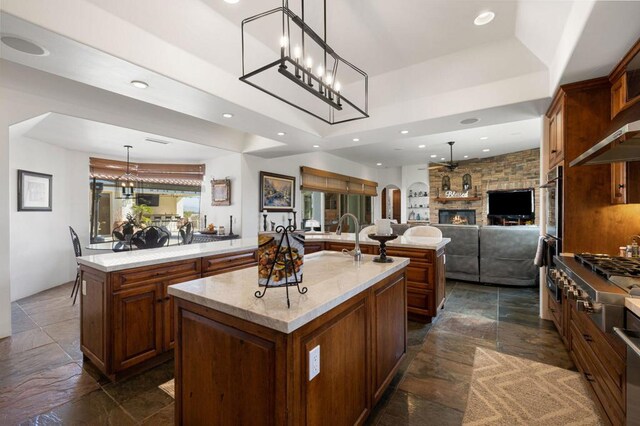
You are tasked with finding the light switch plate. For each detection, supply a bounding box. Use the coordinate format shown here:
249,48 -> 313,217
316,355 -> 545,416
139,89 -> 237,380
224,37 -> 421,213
309,345 -> 320,381
82,280 -> 87,296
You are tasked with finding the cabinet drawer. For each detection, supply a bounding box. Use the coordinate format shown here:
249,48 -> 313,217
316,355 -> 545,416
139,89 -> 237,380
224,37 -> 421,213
305,242 -> 325,254
325,242 -> 376,255
112,259 -> 201,291
570,322 -> 625,425
202,249 -> 257,276
547,291 -> 562,333
407,286 -> 433,315
406,264 -> 434,289
570,308 -> 625,388
386,248 -> 434,263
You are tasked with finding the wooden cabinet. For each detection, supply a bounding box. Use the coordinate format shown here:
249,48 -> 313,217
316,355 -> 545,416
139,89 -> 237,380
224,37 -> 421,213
304,241 -> 325,254
325,241 -> 376,254
547,95 -> 565,169
610,38 -> 640,118
81,253 -> 256,381
174,269 -> 407,425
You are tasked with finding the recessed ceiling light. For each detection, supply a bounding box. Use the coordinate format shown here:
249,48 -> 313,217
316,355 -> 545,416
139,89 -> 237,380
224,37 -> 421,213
394,148 -> 403,151
224,0 -> 239,3
430,154 -> 437,158
130,80 -> 149,89
277,132 -> 286,136
474,11 -> 495,26
1,36 -> 48,56
222,113 -> 234,118
480,136 -> 488,140
418,144 -> 426,148
482,148 -> 491,152
460,118 -> 479,125
400,130 -> 409,134
376,162 -> 382,166
352,138 -> 360,142
313,144 -> 320,148
464,155 -> 469,158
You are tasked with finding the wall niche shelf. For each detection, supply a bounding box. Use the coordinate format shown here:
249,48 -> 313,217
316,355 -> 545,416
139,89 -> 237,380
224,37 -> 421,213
434,196 -> 481,203
407,181 -> 429,222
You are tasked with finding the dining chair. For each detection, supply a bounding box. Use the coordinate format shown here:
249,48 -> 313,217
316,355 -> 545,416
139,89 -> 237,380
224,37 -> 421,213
130,226 -> 171,250
404,225 -> 443,238
178,222 -> 194,245
68,226 -> 82,305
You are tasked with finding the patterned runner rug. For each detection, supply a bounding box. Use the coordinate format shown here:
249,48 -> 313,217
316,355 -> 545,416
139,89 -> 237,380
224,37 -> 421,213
462,348 -> 603,425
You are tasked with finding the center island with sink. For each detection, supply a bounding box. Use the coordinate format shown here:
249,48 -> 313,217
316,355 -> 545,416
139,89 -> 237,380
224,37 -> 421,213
75,233 -> 449,384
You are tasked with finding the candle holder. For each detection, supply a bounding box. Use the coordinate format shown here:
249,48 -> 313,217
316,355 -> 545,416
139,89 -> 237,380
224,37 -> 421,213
263,213 -> 268,232
293,211 -> 297,230
368,234 -> 399,263
229,215 -> 235,236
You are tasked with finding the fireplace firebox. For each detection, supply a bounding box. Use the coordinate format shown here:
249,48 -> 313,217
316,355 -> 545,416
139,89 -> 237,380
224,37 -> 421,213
439,209 -> 476,225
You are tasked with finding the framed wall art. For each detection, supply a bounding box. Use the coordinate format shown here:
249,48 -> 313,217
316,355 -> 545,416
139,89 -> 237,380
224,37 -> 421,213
259,171 -> 295,212
211,178 -> 231,206
17,170 -> 52,212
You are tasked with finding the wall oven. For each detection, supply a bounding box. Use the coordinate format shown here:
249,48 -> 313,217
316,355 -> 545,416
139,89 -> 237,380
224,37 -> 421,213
543,165 -> 562,244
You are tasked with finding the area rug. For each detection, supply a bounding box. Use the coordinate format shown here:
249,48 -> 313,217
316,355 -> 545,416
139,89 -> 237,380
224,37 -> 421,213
462,348 -> 603,426
158,379 -> 175,398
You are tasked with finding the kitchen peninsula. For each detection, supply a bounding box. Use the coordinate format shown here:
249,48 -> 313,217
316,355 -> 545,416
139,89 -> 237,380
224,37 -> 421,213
169,251 -> 408,425
76,234 -> 448,380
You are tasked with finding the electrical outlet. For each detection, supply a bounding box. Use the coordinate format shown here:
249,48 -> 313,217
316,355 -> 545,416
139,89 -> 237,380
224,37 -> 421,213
82,280 -> 87,296
309,345 -> 320,381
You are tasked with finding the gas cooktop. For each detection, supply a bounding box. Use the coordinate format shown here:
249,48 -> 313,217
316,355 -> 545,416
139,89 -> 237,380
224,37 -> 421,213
574,253 -> 640,295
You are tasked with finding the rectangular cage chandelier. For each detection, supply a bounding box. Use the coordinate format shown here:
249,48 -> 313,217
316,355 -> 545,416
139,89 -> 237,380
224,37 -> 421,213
240,0 -> 369,125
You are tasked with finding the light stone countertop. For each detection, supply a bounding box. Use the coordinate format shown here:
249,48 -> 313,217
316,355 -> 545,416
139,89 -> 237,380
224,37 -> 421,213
168,251 -> 410,334
305,233 -> 450,251
626,298 -> 640,318
77,238 -> 259,272
77,233 -> 449,273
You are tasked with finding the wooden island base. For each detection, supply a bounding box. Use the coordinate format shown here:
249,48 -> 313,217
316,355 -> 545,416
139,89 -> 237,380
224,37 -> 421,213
173,269 -> 407,426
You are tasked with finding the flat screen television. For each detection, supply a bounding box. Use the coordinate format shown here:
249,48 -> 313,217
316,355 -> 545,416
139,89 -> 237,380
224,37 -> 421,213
487,189 -> 534,218
136,193 -> 160,207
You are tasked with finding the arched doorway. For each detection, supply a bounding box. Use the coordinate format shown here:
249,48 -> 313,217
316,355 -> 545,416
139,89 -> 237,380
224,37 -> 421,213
381,185 -> 401,223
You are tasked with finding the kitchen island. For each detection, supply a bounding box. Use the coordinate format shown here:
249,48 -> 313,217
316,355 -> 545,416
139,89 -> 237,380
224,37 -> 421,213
76,233 -> 448,380
168,251 -> 409,425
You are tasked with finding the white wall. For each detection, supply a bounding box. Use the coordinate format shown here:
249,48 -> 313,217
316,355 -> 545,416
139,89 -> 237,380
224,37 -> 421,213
9,135 -> 90,301
241,151 -> 380,238
200,153 -> 243,235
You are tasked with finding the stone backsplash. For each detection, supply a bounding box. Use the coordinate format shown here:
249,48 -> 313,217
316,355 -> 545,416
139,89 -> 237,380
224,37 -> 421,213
429,148 -> 540,226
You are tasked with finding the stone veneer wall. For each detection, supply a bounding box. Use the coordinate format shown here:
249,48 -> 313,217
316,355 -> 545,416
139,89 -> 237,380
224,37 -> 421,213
429,148 -> 540,226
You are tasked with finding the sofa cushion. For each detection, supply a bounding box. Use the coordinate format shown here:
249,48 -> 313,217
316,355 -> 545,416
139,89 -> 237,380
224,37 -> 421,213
479,226 -> 539,287
432,224 -> 480,282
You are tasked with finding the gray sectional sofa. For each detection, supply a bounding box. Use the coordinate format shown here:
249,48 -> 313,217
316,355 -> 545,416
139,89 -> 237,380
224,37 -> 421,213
432,224 -> 539,287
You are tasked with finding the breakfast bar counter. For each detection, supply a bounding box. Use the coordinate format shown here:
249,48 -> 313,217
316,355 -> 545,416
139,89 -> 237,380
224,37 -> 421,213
76,232 -> 448,381
169,252 -> 409,425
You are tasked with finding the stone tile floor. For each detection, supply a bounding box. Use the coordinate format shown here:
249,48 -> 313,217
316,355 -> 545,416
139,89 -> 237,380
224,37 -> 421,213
0,280 -> 574,425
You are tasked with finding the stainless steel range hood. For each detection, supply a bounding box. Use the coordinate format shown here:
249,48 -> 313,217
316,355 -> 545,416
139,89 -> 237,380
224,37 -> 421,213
570,119 -> 640,166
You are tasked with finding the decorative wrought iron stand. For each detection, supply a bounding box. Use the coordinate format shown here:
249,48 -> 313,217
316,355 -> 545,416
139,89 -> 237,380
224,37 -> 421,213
368,234 -> 398,263
255,225 -> 308,308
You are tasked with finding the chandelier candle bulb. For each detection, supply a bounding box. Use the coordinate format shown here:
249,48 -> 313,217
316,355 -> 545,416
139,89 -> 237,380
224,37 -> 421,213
306,57 -> 313,87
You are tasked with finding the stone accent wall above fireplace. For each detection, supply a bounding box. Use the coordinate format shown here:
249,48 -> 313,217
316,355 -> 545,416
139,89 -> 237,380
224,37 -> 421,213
429,148 -> 540,226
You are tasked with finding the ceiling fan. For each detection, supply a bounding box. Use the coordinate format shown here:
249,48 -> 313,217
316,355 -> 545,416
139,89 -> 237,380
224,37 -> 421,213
429,141 -> 460,171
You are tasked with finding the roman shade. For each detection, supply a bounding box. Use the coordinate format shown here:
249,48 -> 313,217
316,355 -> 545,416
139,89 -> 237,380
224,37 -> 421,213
300,166 -> 378,196
90,158 -> 206,186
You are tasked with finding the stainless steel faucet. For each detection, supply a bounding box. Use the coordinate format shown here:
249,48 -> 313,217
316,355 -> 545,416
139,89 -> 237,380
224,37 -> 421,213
335,213 -> 363,261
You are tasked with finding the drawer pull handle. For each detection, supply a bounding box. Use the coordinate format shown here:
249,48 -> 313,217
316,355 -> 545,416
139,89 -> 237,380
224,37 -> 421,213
584,373 -> 595,382
164,296 -> 171,301
549,308 -> 556,313
583,334 -> 593,342
156,299 -> 163,303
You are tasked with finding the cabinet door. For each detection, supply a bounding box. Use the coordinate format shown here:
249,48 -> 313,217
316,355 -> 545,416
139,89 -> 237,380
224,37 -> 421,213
548,113 -> 558,167
113,283 -> 163,372
611,162 -> 627,204
163,274 -> 201,351
372,274 -> 406,403
611,76 -> 626,118
554,105 -> 564,164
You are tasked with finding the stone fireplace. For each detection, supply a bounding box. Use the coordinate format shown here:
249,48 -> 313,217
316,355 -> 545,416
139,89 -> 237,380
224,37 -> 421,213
439,209 -> 477,225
